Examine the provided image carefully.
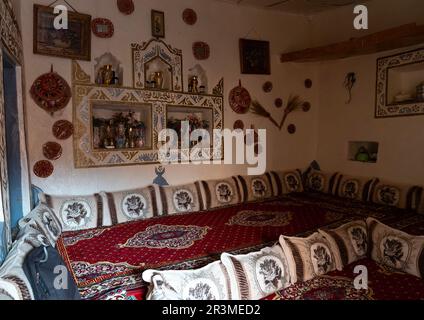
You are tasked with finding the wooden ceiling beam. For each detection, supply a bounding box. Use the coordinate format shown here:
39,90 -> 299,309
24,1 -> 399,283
280,23 -> 424,63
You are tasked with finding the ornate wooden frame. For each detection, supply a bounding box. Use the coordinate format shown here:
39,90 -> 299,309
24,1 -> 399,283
375,47 -> 424,118
72,61 -> 224,168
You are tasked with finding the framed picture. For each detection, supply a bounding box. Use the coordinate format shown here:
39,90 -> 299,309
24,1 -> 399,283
151,10 -> 165,38
239,39 -> 271,75
33,4 -> 91,61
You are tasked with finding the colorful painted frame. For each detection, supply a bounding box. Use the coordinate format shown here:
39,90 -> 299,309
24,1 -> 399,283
375,47 -> 424,118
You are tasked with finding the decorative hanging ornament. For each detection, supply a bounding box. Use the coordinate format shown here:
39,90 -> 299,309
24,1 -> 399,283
275,98 -> 283,108
43,142 -> 63,161
305,79 -> 313,89
263,81 -> 273,93
229,80 -> 251,114
117,0 -> 134,15
92,18 -> 114,38
183,8 -> 197,25
30,66 -> 71,116
288,124 -> 297,135
52,120 -> 74,140
233,120 -> 245,131
193,42 -> 210,60
33,160 -> 54,179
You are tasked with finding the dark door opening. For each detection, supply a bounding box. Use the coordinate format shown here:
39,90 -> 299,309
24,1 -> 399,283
3,52 -> 23,232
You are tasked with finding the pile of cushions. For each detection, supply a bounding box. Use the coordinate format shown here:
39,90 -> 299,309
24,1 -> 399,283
35,170 -> 305,233
305,169 -> 424,213
142,218 -> 424,300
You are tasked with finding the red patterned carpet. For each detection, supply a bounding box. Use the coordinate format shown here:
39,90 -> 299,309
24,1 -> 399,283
56,193 -> 424,300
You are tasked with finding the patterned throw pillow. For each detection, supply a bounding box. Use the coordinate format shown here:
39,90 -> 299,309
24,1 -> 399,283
221,245 -> 291,300
270,170 -> 304,196
367,218 -> 424,278
19,204 -> 63,246
158,183 -> 203,215
370,180 -> 423,212
334,174 -> 376,201
319,220 -> 368,270
199,178 -> 242,210
279,232 -> 338,283
101,185 -> 160,225
235,173 -> 274,203
38,193 -> 105,232
142,261 -> 231,300
305,170 -> 340,194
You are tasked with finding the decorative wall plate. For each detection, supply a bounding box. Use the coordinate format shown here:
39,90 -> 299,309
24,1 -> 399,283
117,0 -> 134,15
33,160 -> 54,178
229,81 -> 251,114
183,8 -> 197,25
30,68 -> 71,115
52,120 -> 74,140
303,101 -> 311,112
305,79 -> 313,89
92,18 -> 114,38
43,142 -> 63,161
275,98 -> 283,108
288,124 -> 297,134
263,81 -> 273,93
233,120 -> 245,130
193,42 -> 210,60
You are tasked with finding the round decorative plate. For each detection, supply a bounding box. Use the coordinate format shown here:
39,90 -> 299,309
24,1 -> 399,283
233,120 -> 245,131
43,142 -> 63,161
117,0 -> 134,15
52,120 -> 74,140
33,160 -> 54,179
183,8 -> 197,25
30,70 -> 71,115
303,101 -> 311,112
263,81 -> 273,93
193,42 -> 210,60
92,18 -> 114,38
275,98 -> 283,108
288,124 -> 297,134
305,79 -> 313,89
229,81 -> 251,114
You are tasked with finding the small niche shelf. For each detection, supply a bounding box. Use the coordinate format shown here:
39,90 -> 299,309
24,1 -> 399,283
348,141 -> 379,164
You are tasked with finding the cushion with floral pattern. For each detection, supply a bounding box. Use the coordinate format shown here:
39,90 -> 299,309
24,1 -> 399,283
271,170 -> 304,196
38,193 -> 105,232
319,220 -> 368,270
279,232 -> 338,283
158,183 -> 203,215
235,173 -> 274,203
142,261 -> 231,300
305,170 -> 340,194
199,178 -> 242,210
367,218 -> 424,278
221,245 -> 291,300
101,185 -> 159,225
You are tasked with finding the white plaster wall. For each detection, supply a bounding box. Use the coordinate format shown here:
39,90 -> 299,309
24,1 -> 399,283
311,0 -> 424,185
20,0 -> 319,195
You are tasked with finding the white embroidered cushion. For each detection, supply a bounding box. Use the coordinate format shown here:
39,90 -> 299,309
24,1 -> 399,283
142,261 -> 231,300
367,218 -> 424,278
319,220 -> 368,270
279,232 -> 338,283
221,245 -> 291,300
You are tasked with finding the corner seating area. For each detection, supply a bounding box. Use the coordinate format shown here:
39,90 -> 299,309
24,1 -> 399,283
1,168 -> 424,300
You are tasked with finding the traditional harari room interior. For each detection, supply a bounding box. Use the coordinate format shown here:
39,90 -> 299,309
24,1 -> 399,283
0,0 -> 424,302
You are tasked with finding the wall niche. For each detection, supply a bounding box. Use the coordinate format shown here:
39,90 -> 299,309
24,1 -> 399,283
348,141 -> 379,164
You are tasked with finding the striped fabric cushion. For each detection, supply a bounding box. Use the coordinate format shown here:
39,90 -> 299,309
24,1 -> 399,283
370,180 -> 423,212
305,169 -> 340,194
101,185 -> 160,225
270,170 -> 304,196
38,193 -> 106,232
234,173 -> 275,203
279,232 -> 338,284
142,261 -> 232,300
319,220 -> 368,270
333,174 -> 376,202
198,178 -> 242,210
221,245 -> 291,300
367,218 -> 424,278
157,183 -> 204,215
